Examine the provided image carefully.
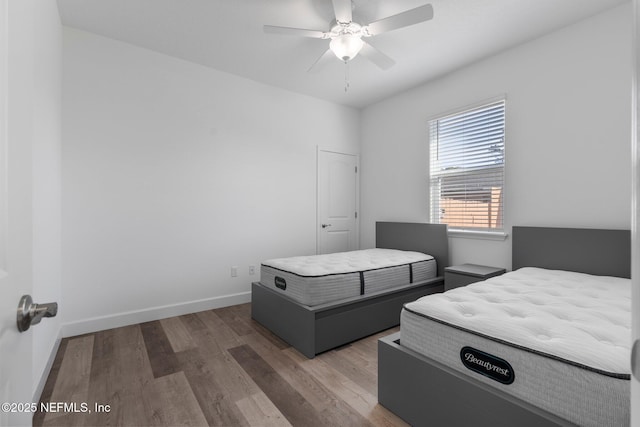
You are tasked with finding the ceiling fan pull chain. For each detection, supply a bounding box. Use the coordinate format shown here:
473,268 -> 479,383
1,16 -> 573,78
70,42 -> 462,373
344,61 -> 350,93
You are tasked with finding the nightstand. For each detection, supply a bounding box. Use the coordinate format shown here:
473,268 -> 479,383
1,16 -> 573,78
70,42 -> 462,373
444,264 -> 506,291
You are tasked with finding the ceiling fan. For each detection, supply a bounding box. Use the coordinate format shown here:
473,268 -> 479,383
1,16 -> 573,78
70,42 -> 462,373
264,0 -> 434,72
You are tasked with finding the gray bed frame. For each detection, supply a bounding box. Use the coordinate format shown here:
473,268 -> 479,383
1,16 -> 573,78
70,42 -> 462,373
251,222 -> 449,358
378,225 -> 631,427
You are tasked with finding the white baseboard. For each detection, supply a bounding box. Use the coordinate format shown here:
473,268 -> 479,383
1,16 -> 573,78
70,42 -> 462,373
60,291 -> 251,338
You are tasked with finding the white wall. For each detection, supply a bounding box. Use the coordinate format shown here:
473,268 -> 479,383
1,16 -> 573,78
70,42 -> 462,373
30,1 -> 63,400
360,4 -> 632,269
61,28 -> 360,335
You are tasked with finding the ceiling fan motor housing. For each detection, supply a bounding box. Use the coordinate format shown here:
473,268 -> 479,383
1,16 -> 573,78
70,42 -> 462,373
329,22 -> 366,61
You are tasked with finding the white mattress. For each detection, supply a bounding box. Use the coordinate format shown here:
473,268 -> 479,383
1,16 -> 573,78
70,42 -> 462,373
260,248 -> 437,306
401,267 -> 630,426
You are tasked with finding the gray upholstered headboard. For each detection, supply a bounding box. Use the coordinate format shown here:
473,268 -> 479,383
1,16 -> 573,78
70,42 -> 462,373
375,222 -> 449,277
512,226 -> 630,278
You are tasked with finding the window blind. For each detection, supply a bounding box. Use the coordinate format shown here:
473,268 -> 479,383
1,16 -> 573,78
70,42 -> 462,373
429,100 -> 505,231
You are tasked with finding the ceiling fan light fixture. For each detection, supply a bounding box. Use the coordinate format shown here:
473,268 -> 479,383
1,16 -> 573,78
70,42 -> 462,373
264,2 -> 434,72
329,33 -> 364,62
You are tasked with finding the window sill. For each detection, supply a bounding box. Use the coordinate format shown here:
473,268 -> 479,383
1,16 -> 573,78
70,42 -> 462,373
447,229 -> 508,241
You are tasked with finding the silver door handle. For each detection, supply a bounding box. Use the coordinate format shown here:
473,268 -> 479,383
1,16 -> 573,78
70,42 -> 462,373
17,295 -> 58,332
321,224 -> 332,228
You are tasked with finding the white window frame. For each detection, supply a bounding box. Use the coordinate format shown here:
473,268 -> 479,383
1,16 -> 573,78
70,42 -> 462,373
428,97 -> 507,240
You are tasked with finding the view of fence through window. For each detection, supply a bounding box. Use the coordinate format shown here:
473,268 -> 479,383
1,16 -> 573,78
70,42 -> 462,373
429,100 -> 505,230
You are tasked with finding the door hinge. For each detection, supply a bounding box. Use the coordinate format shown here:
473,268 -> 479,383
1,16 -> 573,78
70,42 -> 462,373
632,339 -> 640,381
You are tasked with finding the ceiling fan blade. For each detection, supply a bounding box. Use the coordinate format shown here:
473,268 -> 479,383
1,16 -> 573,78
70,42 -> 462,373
366,4 -> 433,36
263,25 -> 326,39
359,41 -> 395,70
308,49 -> 335,73
331,0 -> 352,23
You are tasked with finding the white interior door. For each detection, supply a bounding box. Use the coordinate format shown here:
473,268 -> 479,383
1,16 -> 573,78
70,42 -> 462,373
632,1 -> 640,425
317,149 -> 359,254
0,0 -> 35,425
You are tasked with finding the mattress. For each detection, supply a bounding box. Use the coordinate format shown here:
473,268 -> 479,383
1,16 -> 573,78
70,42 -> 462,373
401,267 -> 630,427
260,248 -> 437,306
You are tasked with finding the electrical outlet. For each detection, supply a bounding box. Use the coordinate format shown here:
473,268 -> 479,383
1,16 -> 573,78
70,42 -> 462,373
249,265 -> 255,275
231,266 -> 238,277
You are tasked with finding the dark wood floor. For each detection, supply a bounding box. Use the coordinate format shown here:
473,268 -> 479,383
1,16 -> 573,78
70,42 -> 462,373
34,303 -> 407,427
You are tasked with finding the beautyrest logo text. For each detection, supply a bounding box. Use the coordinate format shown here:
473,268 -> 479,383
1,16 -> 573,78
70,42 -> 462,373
459,346 -> 515,384
464,352 -> 510,377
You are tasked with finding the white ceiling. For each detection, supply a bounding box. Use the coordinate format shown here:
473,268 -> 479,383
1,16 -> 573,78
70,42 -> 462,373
56,0 -> 628,109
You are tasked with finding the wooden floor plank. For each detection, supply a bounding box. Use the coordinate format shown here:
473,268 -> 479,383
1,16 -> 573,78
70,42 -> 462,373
83,329 -> 117,427
43,335 -> 94,425
179,311 -> 228,358
145,371 -> 208,426
205,349 -> 262,403
235,392 -> 292,427
139,320 -> 180,378
228,344 -> 333,427
239,332 -> 332,413
175,347 -> 250,427
34,338 -> 68,426
35,303 -> 406,427
321,347 -> 377,395
215,305 -> 255,337
247,317 -> 290,351
233,303 -> 252,317
196,309 -> 242,349
101,324 -> 156,427
80,326 -> 159,427
160,316 -> 197,353
286,347 -> 408,427
179,312 -> 207,332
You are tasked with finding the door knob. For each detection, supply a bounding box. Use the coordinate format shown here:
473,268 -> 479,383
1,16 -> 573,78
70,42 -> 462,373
321,224 -> 332,228
16,295 -> 58,332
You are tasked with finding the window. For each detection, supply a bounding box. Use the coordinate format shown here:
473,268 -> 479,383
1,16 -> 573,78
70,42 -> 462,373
429,99 -> 505,232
